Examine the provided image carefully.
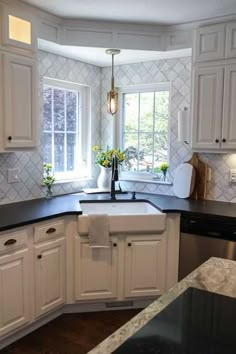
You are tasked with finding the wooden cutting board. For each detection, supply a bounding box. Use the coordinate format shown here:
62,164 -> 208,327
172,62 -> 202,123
186,153 -> 208,200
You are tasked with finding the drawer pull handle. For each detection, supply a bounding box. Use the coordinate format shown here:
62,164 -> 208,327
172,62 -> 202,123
46,227 -> 56,234
37,255 -> 42,259
8,136 -> 12,141
128,242 -> 132,247
4,239 -> 17,246
113,243 -> 117,247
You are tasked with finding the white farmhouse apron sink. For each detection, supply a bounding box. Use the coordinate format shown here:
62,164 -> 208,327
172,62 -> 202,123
79,201 -> 166,233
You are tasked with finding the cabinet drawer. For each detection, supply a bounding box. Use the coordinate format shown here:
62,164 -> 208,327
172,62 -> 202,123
0,230 -> 28,253
34,220 -> 65,243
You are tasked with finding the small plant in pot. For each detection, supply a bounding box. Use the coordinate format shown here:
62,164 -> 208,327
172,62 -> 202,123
43,163 -> 55,199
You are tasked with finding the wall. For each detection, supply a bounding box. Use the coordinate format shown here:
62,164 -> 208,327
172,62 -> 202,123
0,51 -> 100,204
101,57 -> 236,202
0,53 -> 235,204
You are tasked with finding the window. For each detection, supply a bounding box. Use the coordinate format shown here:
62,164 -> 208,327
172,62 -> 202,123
43,78 -> 90,180
119,84 -> 170,178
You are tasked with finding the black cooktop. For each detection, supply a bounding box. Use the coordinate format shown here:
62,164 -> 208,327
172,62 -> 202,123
114,287 -> 236,354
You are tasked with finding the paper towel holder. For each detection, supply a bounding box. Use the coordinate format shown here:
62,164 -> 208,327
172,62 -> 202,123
178,107 -> 189,144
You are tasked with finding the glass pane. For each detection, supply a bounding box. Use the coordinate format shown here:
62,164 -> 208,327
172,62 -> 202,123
155,91 -> 169,131
140,92 -> 154,132
54,89 -> 65,131
123,93 -> 139,132
138,133 -> 153,171
43,87 -> 52,131
154,133 -> 168,165
154,91 -> 169,164
67,133 -> 76,171
54,133 -> 65,172
43,133 -> 52,163
66,91 -> 77,132
123,133 -> 138,171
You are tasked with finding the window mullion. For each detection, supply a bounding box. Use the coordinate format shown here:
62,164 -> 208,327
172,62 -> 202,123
51,88 -> 55,168
64,91 -> 67,173
137,93 -> 140,171
152,91 -> 155,171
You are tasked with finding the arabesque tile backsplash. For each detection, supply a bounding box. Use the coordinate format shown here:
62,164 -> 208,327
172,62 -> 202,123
0,51 -> 235,204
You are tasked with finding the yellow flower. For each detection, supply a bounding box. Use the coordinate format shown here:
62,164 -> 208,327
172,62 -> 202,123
92,145 -> 100,152
102,159 -> 109,167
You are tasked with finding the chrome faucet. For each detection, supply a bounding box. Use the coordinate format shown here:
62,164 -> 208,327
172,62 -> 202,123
110,155 -> 119,200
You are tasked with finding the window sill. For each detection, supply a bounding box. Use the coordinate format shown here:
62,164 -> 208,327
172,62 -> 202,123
119,177 -> 172,185
53,177 -> 94,185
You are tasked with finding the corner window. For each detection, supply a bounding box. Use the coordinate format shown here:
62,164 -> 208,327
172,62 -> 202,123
43,78 -> 90,180
118,84 -> 170,180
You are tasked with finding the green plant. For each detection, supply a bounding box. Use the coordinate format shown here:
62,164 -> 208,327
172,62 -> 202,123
43,163 -> 55,188
92,145 -> 125,168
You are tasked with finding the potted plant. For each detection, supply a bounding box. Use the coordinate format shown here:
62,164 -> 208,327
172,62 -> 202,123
92,145 -> 125,189
43,163 -> 55,199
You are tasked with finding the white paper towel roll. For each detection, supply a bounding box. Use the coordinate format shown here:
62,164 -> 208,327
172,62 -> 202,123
178,108 -> 189,143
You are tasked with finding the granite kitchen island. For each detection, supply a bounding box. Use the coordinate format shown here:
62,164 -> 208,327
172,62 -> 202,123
88,257 -> 236,354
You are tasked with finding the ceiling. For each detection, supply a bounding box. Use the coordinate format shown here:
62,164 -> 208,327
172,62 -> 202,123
23,0 -> 236,25
38,40 -> 192,67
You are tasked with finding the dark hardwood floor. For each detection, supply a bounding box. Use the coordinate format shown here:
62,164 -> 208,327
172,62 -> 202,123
1,309 -> 140,354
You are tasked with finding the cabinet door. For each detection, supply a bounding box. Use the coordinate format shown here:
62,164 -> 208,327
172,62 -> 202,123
191,67 -> 224,150
75,236 -> 118,300
193,24 -> 225,62
35,238 -> 65,317
124,235 -> 166,298
3,53 -> 37,148
0,248 -> 30,336
222,64 -> 236,149
226,22 -> 236,59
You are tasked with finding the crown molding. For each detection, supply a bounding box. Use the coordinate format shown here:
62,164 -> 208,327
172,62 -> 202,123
0,0 -> 235,52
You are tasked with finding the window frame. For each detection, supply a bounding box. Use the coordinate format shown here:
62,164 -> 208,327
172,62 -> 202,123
43,77 -> 91,181
116,83 -> 171,182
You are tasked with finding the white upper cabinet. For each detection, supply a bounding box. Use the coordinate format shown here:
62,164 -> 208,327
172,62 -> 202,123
222,65 -> 236,149
226,22 -> 236,59
3,53 -> 37,149
191,67 -> 224,150
194,24 -> 225,62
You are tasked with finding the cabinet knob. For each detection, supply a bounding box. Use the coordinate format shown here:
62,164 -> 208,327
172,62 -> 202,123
128,243 -> 132,247
222,138 -> 226,143
113,243 -> 117,247
8,136 -> 12,141
215,139 -> 219,143
37,255 -> 42,259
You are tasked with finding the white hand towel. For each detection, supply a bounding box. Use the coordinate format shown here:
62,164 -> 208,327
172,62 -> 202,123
88,214 -> 110,248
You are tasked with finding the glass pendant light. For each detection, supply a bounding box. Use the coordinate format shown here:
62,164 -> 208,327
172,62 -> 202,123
106,49 -> 120,116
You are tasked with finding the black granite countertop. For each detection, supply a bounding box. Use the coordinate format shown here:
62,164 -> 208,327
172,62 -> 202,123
0,192 -> 236,232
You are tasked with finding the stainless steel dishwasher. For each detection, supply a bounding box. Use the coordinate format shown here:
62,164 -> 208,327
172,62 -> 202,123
179,213 -> 236,281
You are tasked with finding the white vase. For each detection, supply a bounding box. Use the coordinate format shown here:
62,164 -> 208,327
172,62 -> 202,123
97,166 -> 112,190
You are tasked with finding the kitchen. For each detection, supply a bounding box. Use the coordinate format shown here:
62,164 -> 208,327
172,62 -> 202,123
0,0 -> 236,353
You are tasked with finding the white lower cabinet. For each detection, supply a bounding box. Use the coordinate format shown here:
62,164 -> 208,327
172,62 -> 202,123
75,233 -> 167,301
0,248 -> 31,336
124,235 -> 166,298
34,238 -> 65,317
75,236 -> 118,301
